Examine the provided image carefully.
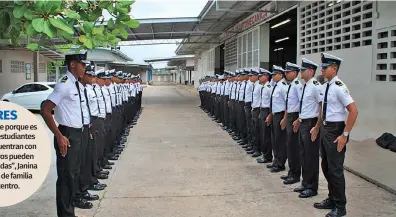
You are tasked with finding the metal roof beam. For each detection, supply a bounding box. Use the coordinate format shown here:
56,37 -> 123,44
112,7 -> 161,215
125,31 -> 238,36
187,1 -> 245,52
118,39 -> 221,46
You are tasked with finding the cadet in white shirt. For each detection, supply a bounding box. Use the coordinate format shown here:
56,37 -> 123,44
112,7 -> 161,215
92,71 -> 111,185
215,75 -> 223,122
282,62 -> 304,185
221,73 -> 231,130
250,69 -> 262,157
99,72 -> 115,170
257,69 -> 273,164
244,69 -> 255,153
41,52 -> 90,217
76,66 -> 100,206
292,58 -> 322,199
313,53 -> 358,217
225,72 -> 234,132
104,72 -> 119,164
266,65 -> 288,173
198,79 -> 205,108
229,72 -> 238,134
237,70 -> 249,146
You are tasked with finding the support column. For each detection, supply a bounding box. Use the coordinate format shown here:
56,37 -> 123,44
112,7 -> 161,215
259,23 -> 270,69
33,52 -> 39,82
55,66 -> 60,81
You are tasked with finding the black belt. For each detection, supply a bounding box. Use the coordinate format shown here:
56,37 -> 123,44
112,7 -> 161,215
252,107 -> 260,111
58,125 -> 83,132
83,124 -> 90,128
323,121 -> 344,126
273,111 -> 285,115
299,117 -> 318,123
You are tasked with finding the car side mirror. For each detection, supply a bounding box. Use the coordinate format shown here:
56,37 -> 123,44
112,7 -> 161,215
12,90 -> 16,94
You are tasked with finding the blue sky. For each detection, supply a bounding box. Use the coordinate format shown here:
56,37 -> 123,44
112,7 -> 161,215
108,0 -> 208,68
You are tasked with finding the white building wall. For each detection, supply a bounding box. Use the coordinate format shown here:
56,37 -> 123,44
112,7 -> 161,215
0,50 -> 50,97
193,50 -> 214,88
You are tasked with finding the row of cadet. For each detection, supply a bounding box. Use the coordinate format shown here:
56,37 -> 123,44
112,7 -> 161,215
40,52 -> 144,217
197,52 -> 358,217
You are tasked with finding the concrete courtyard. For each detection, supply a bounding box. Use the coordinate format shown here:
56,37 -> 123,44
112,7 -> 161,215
1,85 -> 395,217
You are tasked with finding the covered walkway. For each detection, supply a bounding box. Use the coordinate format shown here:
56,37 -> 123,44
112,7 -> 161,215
82,86 -> 396,217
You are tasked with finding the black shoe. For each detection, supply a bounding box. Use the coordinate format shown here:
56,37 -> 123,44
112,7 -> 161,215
108,156 -> 118,161
82,192 -> 99,201
96,173 -> 108,179
89,184 -> 105,191
294,185 -> 306,193
271,166 -> 285,173
73,199 -> 93,209
299,189 -> 318,198
314,198 -> 336,209
103,165 -> 112,170
283,177 -> 300,185
245,147 -> 253,151
326,207 -> 346,217
280,174 -> 289,180
266,163 -> 276,168
241,144 -> 249,148
107,161 -> 115,165
251,152 -> 261,157
96,183 -> 107,188
246,150 -> 255,155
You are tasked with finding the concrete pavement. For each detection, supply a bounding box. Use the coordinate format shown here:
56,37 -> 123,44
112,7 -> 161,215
1,85 -> 395,217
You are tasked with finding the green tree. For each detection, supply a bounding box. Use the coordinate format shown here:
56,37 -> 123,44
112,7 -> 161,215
0,0 -> 140,52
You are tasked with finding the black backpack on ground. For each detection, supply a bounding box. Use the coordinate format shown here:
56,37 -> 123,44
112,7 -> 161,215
375,132 -> 396,149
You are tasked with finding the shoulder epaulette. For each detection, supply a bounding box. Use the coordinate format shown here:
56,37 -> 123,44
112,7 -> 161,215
267,84 -> 271,88
61,76 -> 68,83
295,80 -> 299,84
282,81 -> 286,85
313,80 -> 319,86
335,81 -> 343,86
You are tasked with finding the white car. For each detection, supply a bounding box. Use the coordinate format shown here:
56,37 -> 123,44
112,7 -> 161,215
1,82 -> 56,111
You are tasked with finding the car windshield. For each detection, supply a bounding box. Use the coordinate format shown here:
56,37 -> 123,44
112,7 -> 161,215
48,84 -> 55,88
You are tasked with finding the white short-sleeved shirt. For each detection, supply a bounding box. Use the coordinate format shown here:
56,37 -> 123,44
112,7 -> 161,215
286,77 -> 303,113
93,84 -> 106,118
211,82 -> 217,93
130,84 -> 136,97
216,82 -> 222,95
225,81 -> 231,96
108,84 -> 117,107
230,82 -> 236,100
102,86 -> 112,113
79,83 -> 90,125
271,78 -> 288,113
252,81 -> 262,108
238,81 -> 247,101
260,81 -> 273,108
85,84 -> 99,117
47,71 -> 83,129
244,80 -> 254,103
299,78 -> 323,119
322,76 -> 354,122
